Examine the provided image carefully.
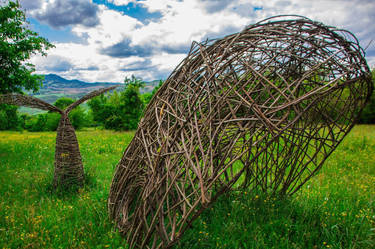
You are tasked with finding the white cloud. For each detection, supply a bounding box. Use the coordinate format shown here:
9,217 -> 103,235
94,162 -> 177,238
72,5 -> 142,47
108,0 -> 133,6
30,0 -> 375,82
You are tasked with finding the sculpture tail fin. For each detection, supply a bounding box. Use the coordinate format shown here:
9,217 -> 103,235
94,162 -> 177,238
0,93 -> 62,113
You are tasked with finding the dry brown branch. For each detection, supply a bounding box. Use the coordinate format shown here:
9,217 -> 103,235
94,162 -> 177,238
0,86 -> 117,188
108,15 -> 373,249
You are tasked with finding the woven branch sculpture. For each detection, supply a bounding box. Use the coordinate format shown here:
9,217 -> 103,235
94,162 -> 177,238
0,86 -> 117,188
109,16 -> 373,248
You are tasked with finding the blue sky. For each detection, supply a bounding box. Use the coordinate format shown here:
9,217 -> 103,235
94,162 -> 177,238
14,0 -> 375,82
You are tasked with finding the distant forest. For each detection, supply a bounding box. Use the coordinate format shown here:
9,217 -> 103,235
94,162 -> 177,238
0,76 -> 163,131
0,70 -> 374,132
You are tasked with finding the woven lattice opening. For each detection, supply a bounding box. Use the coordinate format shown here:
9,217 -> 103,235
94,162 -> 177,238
0,86 -> 116,188
109,16 -> 372,248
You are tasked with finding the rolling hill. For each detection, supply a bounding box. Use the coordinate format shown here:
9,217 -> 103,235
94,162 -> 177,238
30,74 -> 160,103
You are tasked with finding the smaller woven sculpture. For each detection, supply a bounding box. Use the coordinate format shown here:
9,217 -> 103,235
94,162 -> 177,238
0,86 -> 117,188
108,16 -> 373,249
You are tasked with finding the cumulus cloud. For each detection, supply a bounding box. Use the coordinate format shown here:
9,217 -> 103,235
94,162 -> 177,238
19,0 -> 43,10
253,0 -> 375,67
35,55 -> 73,72
29,0 -> 375,83
108,0 -> 133,6
35,0 -> 100,28
200,0 -> 234,13
101,38 -> 153,58
120,59 -> 154,72
100,38 -> 191,58
72,6 -> 142,47
160,43 -> 191,54
76,65 -> 100,71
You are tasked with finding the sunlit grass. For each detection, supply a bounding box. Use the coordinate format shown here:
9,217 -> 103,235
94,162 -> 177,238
0,126 -> 374,248
0,129 -> 132,249
178,125 -> 375,249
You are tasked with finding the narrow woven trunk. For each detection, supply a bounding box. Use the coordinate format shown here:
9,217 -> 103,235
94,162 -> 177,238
53,113 -> 84,188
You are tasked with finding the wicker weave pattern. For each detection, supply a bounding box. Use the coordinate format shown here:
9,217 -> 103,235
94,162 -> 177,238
0,86 -> 117,188
53,113 -> 85,187
108,16 -> 373,248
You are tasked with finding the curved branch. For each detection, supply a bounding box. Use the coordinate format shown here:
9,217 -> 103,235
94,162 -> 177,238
65,86 -> 118,113
0,93 -> 62,113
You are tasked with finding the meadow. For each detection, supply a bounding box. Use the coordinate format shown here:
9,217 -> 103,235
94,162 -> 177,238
0,125 -> 374,249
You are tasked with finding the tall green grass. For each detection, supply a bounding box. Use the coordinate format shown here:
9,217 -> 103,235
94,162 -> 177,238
0,126 -> 374,248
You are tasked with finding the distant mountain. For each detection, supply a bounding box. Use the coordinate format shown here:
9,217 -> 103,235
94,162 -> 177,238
29,74 -> 159,104
41,74 -> 122,90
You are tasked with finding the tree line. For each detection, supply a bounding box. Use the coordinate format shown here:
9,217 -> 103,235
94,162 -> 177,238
2,70 -> 375,132
0,76 -> 163,131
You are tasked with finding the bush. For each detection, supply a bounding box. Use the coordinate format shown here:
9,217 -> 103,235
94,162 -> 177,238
45,113 -> 60,131
69,108 -> 88,130
0,104 -> 21,130
53,97 -> 89,130
88,76 -> 145,131
22,97 -> 90,132
358,70 -> 375,124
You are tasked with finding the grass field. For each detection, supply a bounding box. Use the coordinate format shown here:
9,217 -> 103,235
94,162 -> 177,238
0,126 -> 374,249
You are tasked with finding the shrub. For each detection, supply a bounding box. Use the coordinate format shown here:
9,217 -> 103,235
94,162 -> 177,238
358,70 -> 375,124
88,76 -> 145,130
0,104 -> 20,130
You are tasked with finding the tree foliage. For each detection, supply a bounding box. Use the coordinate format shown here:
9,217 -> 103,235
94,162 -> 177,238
0,1 -> 54,131
116,80 -> 144,130
19,97 -> 89,132
358,70 -> 375,124
54,97 -> 74,110
52,97 -> 88,130
88,76 -> 146,130
0,103 -> 19,130
0,0 -> 54,94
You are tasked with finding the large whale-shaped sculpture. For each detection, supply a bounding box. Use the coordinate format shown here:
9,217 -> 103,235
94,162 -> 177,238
108,16 -> 373,248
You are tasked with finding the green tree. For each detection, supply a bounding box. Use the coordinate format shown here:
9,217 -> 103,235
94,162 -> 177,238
54,97 -> 74,110
0,1 -> 54,130
53,97 -> 88,130
114,80 -> 144,130
88,76 -> 145,130
358,70 -> 375,124
88,93 -> 115,126
124,75 -> 145,89
0,0 -> 54,93
0,103 -> 19,130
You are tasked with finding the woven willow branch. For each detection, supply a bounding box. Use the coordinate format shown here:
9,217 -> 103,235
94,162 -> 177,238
0,86 -> 117,188
0,94 -> 63,113
108,16 -> 373,248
